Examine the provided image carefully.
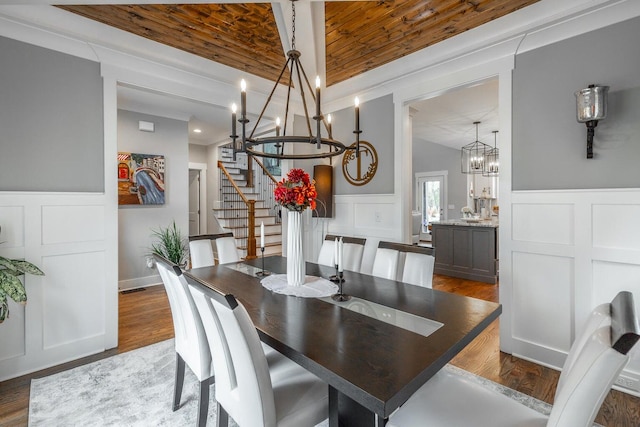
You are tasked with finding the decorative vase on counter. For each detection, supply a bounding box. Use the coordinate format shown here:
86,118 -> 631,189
286,210 -> 305,287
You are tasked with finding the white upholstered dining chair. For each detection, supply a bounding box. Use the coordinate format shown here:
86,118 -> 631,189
187,283 -> 328,427
318,234 -> 366,272
216,234 -> 242,265
401,250 -> 435,288
342,237 -> 366,272
387,291 -> 640,427
316,237 -> 336,267
189,238 -> 216,269
371,243 -> 400,280
154,254 -> 214,427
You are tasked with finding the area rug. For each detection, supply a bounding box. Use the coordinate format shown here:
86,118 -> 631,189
30,339 -> 560,426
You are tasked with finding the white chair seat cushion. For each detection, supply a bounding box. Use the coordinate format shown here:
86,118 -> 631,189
271,365 -> 328,427
387,369 -> 547,427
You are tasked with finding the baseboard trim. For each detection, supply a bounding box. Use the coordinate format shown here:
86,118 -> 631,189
118,275 -> 162,291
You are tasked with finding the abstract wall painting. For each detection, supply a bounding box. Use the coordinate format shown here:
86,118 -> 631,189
118,152 -> 165,205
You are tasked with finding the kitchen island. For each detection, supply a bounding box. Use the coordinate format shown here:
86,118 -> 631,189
430,219 -> 498,284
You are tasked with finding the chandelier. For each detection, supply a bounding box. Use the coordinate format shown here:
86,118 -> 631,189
230,0 -> 360,160
483,130 -> 499,176
461,121 -> 491,174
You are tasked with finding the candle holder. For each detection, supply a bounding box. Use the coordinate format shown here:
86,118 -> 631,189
329,264 -> 339,282
255,247 -> 271,278
331,272 -> 351,301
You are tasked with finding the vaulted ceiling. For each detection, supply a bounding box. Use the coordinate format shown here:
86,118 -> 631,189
59,0 -> 540,87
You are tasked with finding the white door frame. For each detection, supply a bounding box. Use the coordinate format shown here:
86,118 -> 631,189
415,170 -> 448,226
189,162 -> 207,235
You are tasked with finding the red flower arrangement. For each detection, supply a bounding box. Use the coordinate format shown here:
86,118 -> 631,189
274,168 -> 317,212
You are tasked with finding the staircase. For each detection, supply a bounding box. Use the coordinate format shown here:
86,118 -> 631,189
214,147 -> 282,258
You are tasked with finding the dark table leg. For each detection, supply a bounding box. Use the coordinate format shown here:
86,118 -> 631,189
329,386 -> 387,427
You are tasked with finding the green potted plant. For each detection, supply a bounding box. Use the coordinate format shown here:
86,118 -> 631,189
0,226 -> 45,323
150,220 -> 188,267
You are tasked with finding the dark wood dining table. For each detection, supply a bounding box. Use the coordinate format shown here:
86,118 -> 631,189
184,256 -> 501,427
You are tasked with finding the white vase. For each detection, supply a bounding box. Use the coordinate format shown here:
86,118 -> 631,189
286,210 -> 305,287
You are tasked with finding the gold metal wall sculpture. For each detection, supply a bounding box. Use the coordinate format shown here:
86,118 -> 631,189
342,140 -> 378,186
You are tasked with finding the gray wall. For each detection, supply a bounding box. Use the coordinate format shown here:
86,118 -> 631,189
412,137 -> 467,219
0,36 -> 104,192
513,16 -> 640,190
189,143 -> 207,164
295,94 -> 394,195
118,110 -> 189,283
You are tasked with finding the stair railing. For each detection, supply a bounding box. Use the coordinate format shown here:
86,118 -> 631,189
218,160 -> 257,259
252,157 -> 281,225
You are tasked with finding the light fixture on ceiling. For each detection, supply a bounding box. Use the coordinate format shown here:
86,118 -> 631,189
461,121 -> 491,174
483,130 -> 499,177
229,0 -> 358,160
575,84 -> 608,159
193,128 -> 202,134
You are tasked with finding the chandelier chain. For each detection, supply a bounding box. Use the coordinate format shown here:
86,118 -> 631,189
291,0 -> 296,51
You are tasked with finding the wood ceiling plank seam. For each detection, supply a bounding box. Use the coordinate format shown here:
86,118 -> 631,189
326,0 -> 538,85
154,5 -> 285,60
60,6 -> 274,70
324,5 -> 466,76
58,4 -> 287,83
324,0 -> 441,45
324,2 -> 400,47
325,0 -> 480,56
59,0 -> 540,88
181,3 -> 279,36
327,0 -> 538,51
117,4 -> 285,60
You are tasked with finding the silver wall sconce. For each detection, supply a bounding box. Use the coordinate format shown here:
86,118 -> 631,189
575,84 -> 609,159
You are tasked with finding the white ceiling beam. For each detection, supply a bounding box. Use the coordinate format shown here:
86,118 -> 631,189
273,1 -> 325,86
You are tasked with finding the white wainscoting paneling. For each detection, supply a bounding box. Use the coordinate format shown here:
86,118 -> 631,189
0,299 -> 25,361
0,206 -> 24,248
0,193 -> 116,381
42,205 -> 105,245
512,203 -> 574,245
512,251 -> 572,356
503,189 -> 640,395
593,204 -> 640,251
42,251 -> 105,349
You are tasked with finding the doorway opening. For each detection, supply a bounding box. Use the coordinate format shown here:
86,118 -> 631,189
415,171 -> 448,241
188,162 -> 207,237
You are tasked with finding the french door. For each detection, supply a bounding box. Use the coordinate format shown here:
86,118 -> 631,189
415,171 -> 447,233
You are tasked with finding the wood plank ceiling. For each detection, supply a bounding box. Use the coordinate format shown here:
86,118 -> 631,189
59,1 -> 539,87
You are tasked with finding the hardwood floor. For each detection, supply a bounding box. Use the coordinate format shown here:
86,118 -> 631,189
1,276 -> 639,426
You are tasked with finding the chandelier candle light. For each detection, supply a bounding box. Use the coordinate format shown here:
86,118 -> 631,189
229,0 -> 362,160
274,168 -> 317,287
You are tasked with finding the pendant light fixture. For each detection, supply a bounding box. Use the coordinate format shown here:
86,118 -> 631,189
461,121 -> 491,174
230,0 -> 360,160
483,130 -> 499,176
